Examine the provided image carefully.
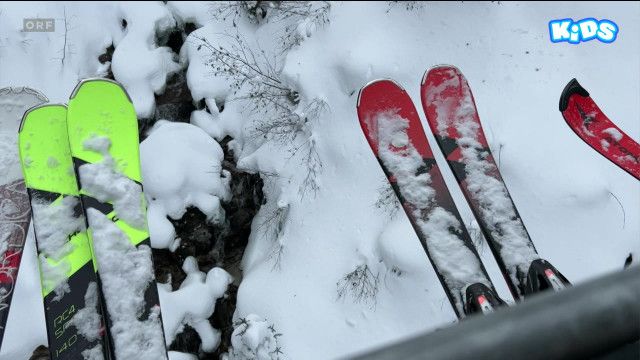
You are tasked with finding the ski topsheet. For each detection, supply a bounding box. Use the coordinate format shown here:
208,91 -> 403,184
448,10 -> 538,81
421,65 -> 569,299
19,104 -> 111,360
67,78 -> 167,359
559,79 -> 640,180
0,87 -> 47,348
357,79 -> 503,318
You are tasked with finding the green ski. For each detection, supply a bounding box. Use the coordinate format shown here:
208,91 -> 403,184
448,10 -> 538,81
19,104 -> 111,360
67,78 -> 167,359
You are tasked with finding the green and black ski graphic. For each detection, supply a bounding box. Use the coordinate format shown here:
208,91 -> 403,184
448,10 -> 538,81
19,104 -> 111,360
67,78 -> 168,359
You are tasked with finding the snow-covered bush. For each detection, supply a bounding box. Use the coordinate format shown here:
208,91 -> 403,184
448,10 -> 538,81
191,31 -> 327,198
223,314 -> 283,360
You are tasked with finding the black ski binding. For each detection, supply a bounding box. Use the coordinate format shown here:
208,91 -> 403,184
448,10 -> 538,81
524,259 -> 570,295
464,283 -> 506,316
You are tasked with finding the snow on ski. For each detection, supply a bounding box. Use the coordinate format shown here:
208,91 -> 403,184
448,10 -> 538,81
560,78 -> 640,180
357,79 -> 504,318
421,65 -> 569,299
67,78 -> 167,359
18,104 -> 111,360
0,86 -> 47,349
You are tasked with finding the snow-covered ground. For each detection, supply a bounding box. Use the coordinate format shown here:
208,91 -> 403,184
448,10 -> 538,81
1,2 -> 639,359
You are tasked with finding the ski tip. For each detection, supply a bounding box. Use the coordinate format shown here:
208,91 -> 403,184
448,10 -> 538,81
559,78 -> 589,112
69,77 -> 133,104
18,103 -> 67,133
357,79 -> 405,108
421,64 -> 461,86
0,87 -> 49,103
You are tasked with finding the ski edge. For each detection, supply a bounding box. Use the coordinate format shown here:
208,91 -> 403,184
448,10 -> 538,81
69,77 -> 133,104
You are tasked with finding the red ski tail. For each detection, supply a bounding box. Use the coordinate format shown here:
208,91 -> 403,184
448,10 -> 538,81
560,79 -> 640,180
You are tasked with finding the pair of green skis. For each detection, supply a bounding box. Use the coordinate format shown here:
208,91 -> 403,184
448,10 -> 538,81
19,79 -> 167,359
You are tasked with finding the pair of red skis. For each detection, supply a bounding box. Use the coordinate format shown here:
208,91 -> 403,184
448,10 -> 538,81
357,65 -> 639,319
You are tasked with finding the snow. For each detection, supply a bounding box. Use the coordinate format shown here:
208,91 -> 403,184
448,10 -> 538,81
111,2 -> 182,118
0,87 -> 47,184
68,282 -> 102,342
31,196 -> 83,260
36,254 -> 70,302
159,257 -> 232,352
426,69 -> 540,287
141,121 -> 231,250
222,314 -> 282,360
79,136 -> 147,229
30,195 -> 84,300
375,112 -> 491,314
1,2 -> 639,360
68,282 -> 104,360
603,127 -> 624,142
85,208 -> 166,360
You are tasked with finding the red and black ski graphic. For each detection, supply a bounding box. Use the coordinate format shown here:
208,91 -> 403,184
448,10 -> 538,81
357,79 -> 504,318
0,86 -> 48,349
560,79 -> 640,180
0,180 -> 30,341
421,65 -> 569,300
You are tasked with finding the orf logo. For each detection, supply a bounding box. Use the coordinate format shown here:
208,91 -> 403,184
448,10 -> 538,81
23,18 -> 55,32
549,18 -> 618,44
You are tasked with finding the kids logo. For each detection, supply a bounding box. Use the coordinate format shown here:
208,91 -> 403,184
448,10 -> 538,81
549,18 -> 618,44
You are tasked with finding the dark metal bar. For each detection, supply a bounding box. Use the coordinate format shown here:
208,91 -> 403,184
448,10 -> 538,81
349,266 -> 640,360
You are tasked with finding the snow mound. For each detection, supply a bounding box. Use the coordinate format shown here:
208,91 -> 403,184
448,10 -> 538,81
159,257 -> 232,352
141,121 -> 231,250
112,2 -> 181,118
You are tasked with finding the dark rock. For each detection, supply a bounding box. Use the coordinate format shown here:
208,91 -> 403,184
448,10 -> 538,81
212,284 -> 238,358
169,324 -> 202,355
98,44 -> 114,64
154,70 -> 196,124
97,44 -> 115,80
184,22 -> 197,36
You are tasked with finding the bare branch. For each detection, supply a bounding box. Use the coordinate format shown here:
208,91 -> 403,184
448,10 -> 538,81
337,264 -> 379,306
375,181 -> 400,218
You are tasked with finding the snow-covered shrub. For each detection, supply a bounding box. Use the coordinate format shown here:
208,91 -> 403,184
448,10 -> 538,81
223,314 -> 283,360
386,1 -> 426,12
209,1 -> 331,51
270,1 -> 331,52
256,200 -> 289,269
192,31 -> 327,198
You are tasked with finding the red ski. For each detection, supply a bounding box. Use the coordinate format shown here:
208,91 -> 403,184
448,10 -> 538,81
559,79 -> 640,180
0,87 -> 47,348
357,79 -> 504,318
421,65 -> 569,300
